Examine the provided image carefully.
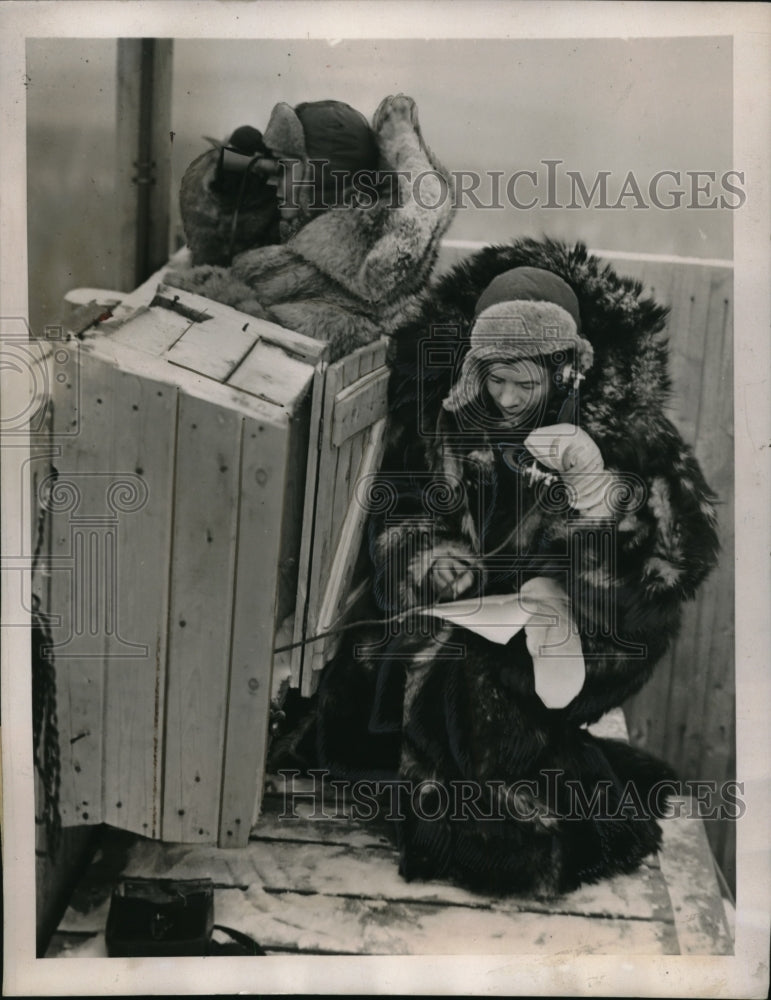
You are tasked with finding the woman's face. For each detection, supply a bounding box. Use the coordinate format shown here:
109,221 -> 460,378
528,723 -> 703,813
484,359 -> 552,428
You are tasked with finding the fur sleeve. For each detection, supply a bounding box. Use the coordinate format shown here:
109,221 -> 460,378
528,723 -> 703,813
366,465 -> 478,613
604,415 -> 720,602
556,416 -> 720,721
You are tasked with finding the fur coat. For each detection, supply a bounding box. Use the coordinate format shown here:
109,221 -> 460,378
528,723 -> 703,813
316,238 -> 720,897
166,96 -> 455,362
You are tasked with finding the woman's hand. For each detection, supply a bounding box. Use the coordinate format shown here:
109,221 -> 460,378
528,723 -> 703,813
524,424 -> 614,514
406,542 -> 478,603
428,552 -> 476,602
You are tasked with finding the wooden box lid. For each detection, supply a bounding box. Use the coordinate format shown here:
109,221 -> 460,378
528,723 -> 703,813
79,266 -> 328,419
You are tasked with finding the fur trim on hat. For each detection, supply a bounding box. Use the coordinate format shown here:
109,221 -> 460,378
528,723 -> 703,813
263,102 -> 307,161
472,300 -> 592,363
443,300 -> 594,412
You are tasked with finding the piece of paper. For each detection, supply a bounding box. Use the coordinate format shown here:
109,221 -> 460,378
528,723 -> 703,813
425,590 -> 587,708
421,592 -> 555,644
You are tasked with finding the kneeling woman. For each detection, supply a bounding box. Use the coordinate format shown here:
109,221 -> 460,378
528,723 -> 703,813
317,252 -> 719,896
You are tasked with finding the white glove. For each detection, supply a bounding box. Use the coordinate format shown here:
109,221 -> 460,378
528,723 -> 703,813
519,576 -> 586,709
524,424 -> 615,515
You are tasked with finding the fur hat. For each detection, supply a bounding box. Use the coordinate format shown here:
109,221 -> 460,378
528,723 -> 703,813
443,267 -> 594,413
263,99 -> 378,208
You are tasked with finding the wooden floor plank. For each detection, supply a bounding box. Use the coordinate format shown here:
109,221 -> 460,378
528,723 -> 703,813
657,798 -> 733,955
55,818 -> 672,939
50,886 -> 678,957
218,886 -> 679,955
251,799 -> 671,921
112,831 -> 671,924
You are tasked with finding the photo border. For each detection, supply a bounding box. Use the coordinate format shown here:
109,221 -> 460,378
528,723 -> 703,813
2,2 -> 769,996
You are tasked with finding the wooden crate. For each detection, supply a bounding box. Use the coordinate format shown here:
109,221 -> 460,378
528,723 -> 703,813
41,268 -> 390,848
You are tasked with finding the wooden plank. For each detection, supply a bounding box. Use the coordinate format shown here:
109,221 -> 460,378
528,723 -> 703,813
614,257 -> 698,440
85,333 -> 285,427
658,798 -> 733,954
227,340 -> 315,412
331,366 -> 391,446
692,272 -> 735,880
101,367 -> 177,838
624,262 -> 732,752
117,833 -> 671,926
352,340 -> 375,378
693,268 -> 732,478
48,348 -> 124,826
255,795 -> 397,850
332,411 -> 367,627
662,265 -> 730,775
102,305 -> 196,359
115,38 -> 147,291
217,415 -> 290,847
51,887 -> 678,957
290,363 -> 328,687
208,888 -> 678,956
700,283 -> 734,740
296,362 -> 343,686
363,338 -> 389,376
165,318 -> 257,382
155,282 -> 328,365
274,401 -> 312,628
50,555 -> 104,829
303,357 -> 358,682
109,273 -> 326,366
305,431 -> 352,681
328,350 -> 363,540
341,347 -> 363,387
659,260 -> 702,442
161,394 -> 243,842
621,260 -> 735,897
306,418 -> 389,689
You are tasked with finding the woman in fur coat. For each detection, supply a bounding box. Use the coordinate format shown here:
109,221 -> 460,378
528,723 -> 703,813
167,94 -> 454,362
315,239 -> 720,897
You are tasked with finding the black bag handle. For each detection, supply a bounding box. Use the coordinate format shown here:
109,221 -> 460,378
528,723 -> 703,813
209,924 -> 267,956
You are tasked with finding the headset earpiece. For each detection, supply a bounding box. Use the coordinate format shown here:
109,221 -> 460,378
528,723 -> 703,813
562,362 -> 584,392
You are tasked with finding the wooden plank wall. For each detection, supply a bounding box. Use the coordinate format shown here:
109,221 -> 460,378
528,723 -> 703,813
600,254 -> 735,895
439,246 -> 735,891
